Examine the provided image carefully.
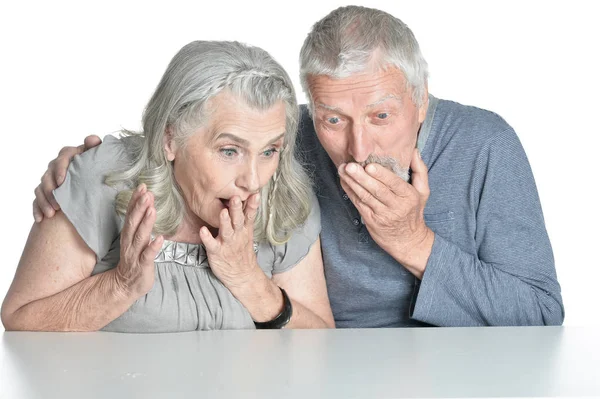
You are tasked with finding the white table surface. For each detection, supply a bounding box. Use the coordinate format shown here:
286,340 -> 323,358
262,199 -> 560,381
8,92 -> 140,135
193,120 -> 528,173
1,326 -> 599,398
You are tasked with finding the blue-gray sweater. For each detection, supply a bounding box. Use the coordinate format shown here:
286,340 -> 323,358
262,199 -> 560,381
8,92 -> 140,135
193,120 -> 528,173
297,96 -> 564,327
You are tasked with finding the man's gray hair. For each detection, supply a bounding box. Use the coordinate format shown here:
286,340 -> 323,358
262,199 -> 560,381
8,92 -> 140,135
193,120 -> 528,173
106,41 -> 312,245
300,6 -> 429,111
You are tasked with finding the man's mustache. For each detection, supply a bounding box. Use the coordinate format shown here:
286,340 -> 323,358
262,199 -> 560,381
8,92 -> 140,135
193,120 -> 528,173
353,154 -> 410,182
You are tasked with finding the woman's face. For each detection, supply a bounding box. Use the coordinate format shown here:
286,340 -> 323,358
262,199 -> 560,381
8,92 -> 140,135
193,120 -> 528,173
165,90 -> 286,229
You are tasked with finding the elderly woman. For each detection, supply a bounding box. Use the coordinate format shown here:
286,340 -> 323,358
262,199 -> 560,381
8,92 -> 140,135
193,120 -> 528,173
1,41 -> 334,332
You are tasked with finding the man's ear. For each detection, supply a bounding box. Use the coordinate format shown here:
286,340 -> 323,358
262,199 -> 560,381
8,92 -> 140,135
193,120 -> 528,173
164,127 -> 178,161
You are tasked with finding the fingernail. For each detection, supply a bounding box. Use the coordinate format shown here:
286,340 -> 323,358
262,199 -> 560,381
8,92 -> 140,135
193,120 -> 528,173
141,194 -> 148,203
366,164 -> 376,174
347,163 -> 357,173
338,163 -> 346,175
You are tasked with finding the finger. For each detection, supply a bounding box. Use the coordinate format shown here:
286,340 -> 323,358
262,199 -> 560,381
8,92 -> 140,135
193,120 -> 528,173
34,186 -> 55,219
40,170 -> 61,211
32,200 -> 44,223
362,162 -> 412,197
126,184 -> 147,216
139,235 -> 164,266
83,135 -> 102,151
199,226 -> 219,253
338,163 -> 386,210
53,149 -> 77,186
409,149 -> 430,201
244,193 -> 260,225
219,208 -> 235,240
342,162 -> 397,206
229,196 -> 245,231
122,189 -> 151,250
131,199 -> 157,257
57,145 -> 84,159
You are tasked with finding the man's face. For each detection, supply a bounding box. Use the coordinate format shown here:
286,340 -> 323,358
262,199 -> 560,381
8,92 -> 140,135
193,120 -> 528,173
308,66 -> 428,172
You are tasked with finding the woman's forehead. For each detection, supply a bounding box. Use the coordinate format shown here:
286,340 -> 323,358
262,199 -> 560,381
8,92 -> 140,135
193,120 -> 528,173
200,93 -> 287,147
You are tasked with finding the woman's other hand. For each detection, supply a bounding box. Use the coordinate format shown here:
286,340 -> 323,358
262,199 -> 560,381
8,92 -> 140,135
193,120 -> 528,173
33,135 -> 102,223
115,184 -> 164,298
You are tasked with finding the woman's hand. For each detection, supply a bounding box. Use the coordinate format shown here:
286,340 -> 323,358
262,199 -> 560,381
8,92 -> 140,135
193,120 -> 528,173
199,193 -> 261,290
115,184 -> 164,298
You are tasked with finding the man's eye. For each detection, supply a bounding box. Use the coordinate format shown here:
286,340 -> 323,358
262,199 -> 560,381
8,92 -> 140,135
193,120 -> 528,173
377,112 -> 389,119
327,117 -> 340,124
221,148 -> 237,157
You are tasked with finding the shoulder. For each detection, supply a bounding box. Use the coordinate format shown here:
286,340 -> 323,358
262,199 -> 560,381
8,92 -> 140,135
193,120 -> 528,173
258,190 -> 321,275
432,98 -> 518,147
70,134 -> 135,178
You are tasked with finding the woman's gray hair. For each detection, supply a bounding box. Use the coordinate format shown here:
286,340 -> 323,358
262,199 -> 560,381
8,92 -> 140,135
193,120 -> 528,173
106,41 -> 312,245
299,5 -> 429,111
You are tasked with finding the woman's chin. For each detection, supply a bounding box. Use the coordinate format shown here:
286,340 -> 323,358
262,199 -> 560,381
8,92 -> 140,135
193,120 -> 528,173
202,215 -> 220,230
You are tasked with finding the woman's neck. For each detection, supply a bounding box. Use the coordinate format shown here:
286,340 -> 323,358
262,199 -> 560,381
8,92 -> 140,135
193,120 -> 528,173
163,209 -> 217,244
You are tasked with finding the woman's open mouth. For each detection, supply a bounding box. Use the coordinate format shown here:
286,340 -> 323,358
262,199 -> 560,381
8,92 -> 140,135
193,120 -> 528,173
219,197 -> 248,210
219,198 -> 231,209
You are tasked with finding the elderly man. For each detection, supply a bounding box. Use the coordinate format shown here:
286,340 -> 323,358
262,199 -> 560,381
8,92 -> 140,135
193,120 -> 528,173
32,6 -> 563,327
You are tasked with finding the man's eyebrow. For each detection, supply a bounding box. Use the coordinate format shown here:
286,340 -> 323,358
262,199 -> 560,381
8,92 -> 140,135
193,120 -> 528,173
315,102 -> 344,113
315,95 -> 401,113
366,94 -> 402,108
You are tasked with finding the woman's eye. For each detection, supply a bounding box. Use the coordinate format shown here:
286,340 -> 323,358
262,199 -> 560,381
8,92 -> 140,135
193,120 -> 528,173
377,112 -> 389,119
221,148 -> 237,157
263,148 -> 278,158
327,116 -> 340,124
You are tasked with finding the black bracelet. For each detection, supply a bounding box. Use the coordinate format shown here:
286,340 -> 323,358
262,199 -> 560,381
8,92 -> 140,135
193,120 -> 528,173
254,287 -> 293,329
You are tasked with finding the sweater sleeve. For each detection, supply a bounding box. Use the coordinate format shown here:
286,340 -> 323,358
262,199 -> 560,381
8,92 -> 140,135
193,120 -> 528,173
411,128 -> 564,326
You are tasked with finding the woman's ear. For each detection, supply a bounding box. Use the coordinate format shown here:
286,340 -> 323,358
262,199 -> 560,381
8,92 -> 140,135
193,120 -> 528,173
164,127 -> 178,161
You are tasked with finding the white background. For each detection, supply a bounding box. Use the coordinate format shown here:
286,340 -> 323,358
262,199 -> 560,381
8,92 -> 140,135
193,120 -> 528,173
0,0 -> 598,326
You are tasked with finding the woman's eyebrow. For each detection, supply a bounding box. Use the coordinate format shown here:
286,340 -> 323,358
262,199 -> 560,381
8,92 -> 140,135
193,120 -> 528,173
214,132 -> 285,147
214,133 -> 250,147
266,133 -> 285,145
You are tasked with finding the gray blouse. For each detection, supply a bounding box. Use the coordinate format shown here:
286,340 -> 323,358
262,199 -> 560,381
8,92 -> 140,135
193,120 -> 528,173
53,135 -> 321,333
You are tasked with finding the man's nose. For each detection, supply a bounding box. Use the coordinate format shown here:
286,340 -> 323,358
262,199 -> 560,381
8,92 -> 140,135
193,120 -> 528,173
347,123 -> 374,163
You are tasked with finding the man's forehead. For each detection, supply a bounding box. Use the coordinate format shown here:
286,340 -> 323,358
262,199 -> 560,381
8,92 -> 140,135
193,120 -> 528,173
315,93 -> 402,112
308,67 -> 406,101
